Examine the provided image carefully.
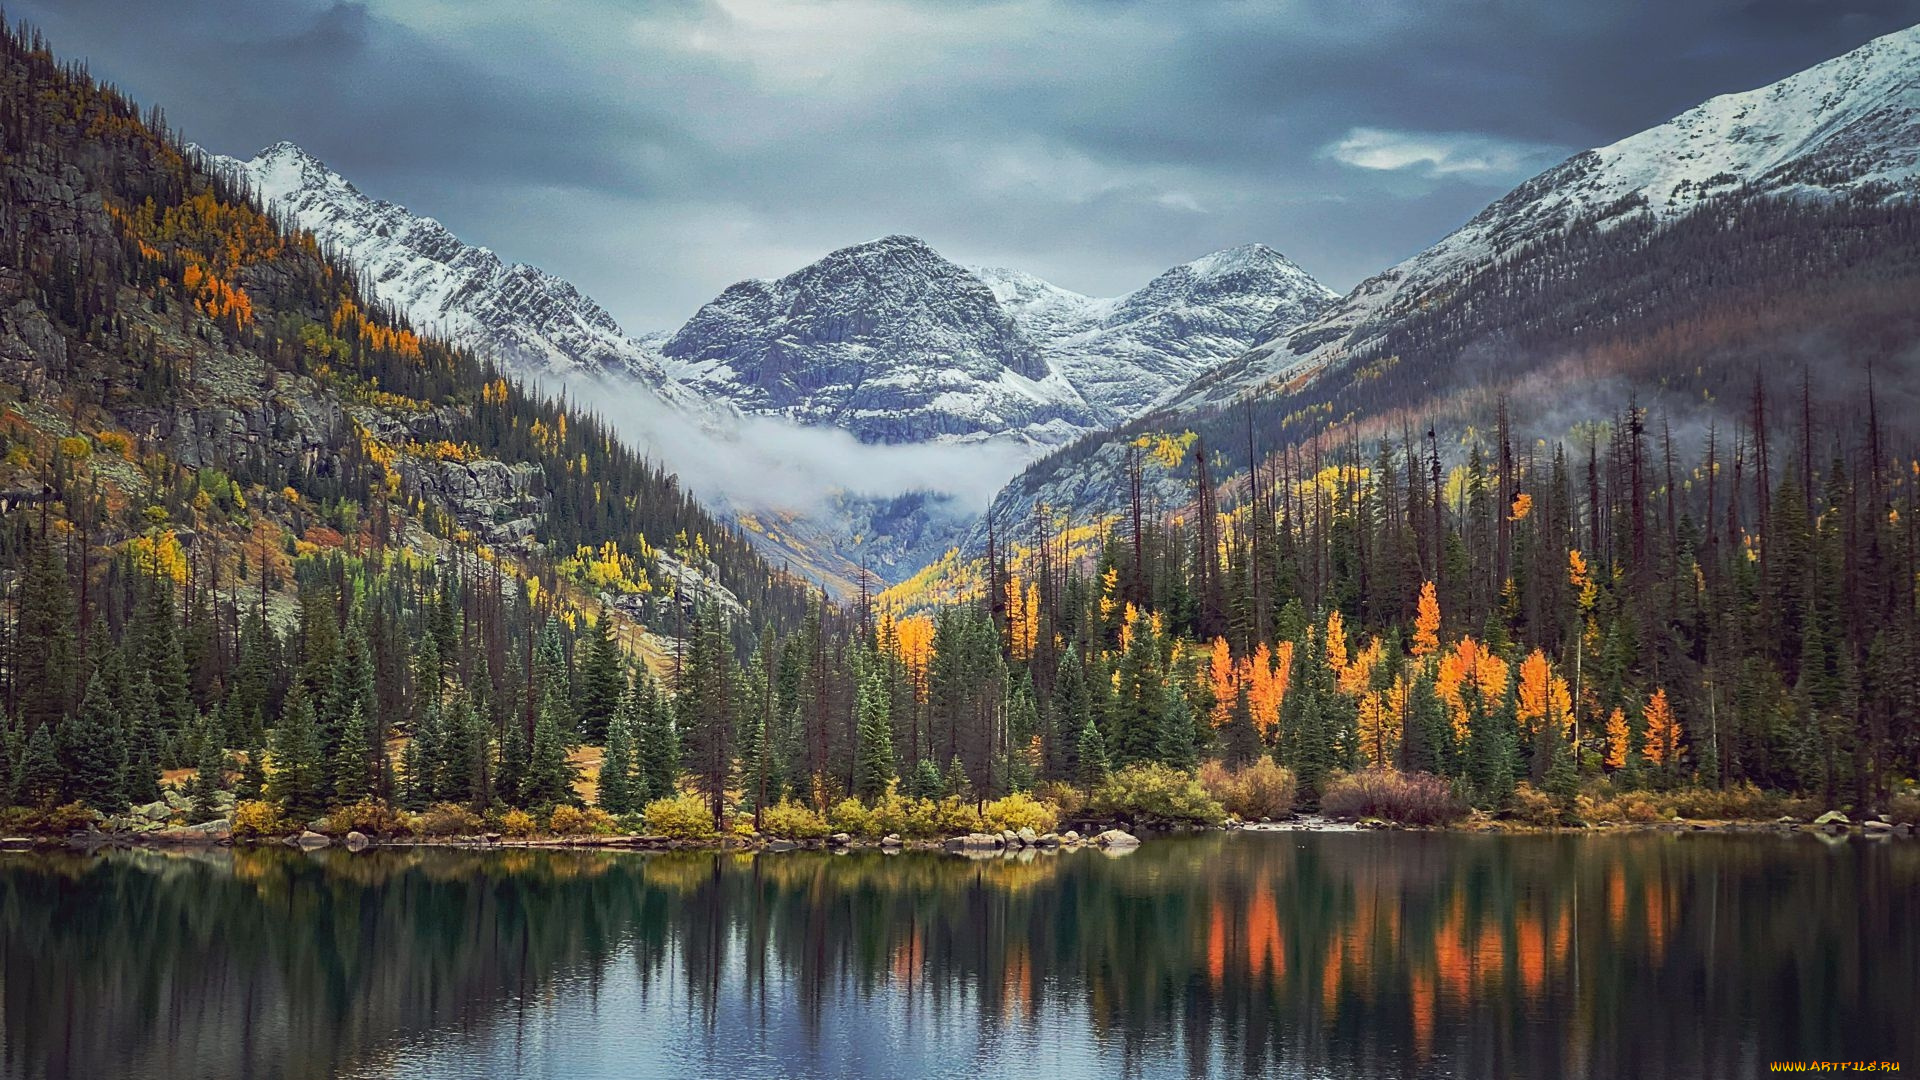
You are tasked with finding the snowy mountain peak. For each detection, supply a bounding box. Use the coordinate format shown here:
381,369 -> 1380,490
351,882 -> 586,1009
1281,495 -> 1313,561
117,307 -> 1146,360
662,235 -> 1077,443
212,141 -> 670,385
1212,22 -> 1920,400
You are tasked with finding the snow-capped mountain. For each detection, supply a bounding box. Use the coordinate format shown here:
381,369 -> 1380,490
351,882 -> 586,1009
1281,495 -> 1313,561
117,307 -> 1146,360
662,235 -> 1089,444
211,142 -> 692,399
979,22 -> 1920,549
665,235 -> 1332,444
977,243 -> 1333,420
207,141 -> 1334,586
1184,21 -> 1920,409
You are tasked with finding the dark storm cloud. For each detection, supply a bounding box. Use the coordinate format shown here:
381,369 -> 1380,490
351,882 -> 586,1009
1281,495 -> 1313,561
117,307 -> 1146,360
13,0 -> 1919,330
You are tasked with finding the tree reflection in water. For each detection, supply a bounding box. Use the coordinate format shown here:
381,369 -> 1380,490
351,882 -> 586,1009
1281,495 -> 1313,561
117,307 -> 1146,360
1,832 -> 1913,1079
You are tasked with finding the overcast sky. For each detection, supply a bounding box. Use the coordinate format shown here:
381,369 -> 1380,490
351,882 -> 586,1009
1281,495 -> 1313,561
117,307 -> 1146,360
16,0 -> 1920,331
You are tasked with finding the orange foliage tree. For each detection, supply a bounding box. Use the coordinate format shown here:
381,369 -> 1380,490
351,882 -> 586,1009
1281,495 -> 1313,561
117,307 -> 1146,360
1641,688 -> 1681,768
1411,579 -> 1441,658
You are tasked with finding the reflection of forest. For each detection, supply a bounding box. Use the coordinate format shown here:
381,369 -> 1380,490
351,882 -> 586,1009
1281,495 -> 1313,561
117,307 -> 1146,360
1,834 -> 1914,1079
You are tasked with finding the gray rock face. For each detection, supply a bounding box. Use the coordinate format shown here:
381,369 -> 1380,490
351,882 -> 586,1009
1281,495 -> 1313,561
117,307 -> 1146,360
666,236 -> 1079,444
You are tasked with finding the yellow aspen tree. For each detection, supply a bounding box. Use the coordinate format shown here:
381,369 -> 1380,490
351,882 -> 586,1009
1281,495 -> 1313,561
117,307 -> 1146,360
1642,688 -> 1681,768
1412,580 -> 1441,658
1604,708 -> 1630,769
1208,637 -> 1236,728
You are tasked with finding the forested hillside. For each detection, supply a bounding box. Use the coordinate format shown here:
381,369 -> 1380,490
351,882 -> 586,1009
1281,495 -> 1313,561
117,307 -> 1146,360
0,23 -> 812,825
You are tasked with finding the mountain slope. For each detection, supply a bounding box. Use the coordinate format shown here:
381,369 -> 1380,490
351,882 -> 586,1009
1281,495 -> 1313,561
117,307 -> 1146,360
976,22 -> 1920,555
977,244 -> 1334,421
212,142 -> 694,399
1187,21 -> 1920,409
0,34 -> 810,645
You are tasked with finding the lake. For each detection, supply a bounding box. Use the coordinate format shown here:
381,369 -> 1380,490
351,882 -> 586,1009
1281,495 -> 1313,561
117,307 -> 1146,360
0,831 -> 1913,1079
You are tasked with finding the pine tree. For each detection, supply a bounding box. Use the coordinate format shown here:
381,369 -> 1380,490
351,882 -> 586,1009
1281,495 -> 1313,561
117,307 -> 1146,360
235,727 -> 268,803
854,667 -> 895,802
16,722 -> 63,806
496,715 -> 530,807
331,702 -> 375,805
636,671 -> 680,803
524,689 -> 580,809
63,672 -> 127,814
909,757 -> 944,800
1075,718 -> 1110,788
943,754 -> 973,802
1048,647 -> 1091,782
435,694 -> 486,807
575,609 -> 624,744
269,688 -> 327,820
597,685 -> 637,814
15,534 -> 77,734
189,716 -> 227,822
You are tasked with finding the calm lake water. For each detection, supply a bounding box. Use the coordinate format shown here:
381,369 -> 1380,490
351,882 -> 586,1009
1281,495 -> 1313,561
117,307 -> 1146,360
0,831 -> 1913,1079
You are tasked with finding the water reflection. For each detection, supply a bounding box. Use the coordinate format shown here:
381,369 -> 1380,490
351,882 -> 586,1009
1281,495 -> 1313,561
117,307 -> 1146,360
1,833 -> 1913,1079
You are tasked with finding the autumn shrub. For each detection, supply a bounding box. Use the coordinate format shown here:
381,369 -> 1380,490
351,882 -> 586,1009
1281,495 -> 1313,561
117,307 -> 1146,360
3,801 -> 102,835
548,805 -> 615,836
1090,764 -> 1225,826
643,793 -> 717,840
1664,782 -> 1774,820
498,808 -> 540,837
932,796 -> 986,835
321,799 -> 412,837
1320,769 -> 1467,826
230,800 -> 290,840
415,802 -> 485,837
760,799 -> 831,839
1033,781 -> 1087,817
1577,786 -> 1662,823
868,790 -> 942,838
1887,793 -> 1920,825
1199,759 -> 1297,821
982,792 -> 1061,835
827,797 -> 880,838
1507,783 -> 1562,826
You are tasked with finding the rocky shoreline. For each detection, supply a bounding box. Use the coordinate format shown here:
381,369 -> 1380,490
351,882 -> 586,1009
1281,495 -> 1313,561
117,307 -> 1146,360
4,808 -> 1913,855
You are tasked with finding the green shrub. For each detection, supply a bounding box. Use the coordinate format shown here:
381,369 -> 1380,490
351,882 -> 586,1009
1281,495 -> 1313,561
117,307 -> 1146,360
321,799 -> 412,837
414,802 -> 486,837
760,799 -> 831,839
548,804 -> 616,835
1198,759 -> 1297,821
1090,764 -> 1225,826
982,792 -> 1060,834
230,800 -> 290,840
1320,769 -> 1467,826
643,793 -> 717,839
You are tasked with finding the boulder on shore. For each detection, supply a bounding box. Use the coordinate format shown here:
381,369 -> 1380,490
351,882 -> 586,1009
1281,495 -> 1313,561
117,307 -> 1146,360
1813,811 -> 1850,827
289,830 -> 331,850
344,830 -> 371,852
1095,829 -> 1140,848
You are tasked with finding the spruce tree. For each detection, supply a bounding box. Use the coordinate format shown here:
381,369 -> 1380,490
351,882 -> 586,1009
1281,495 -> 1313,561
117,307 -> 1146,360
1075,718 -> 1110,788
15,535 -> 77,734
597,686 -> 637,814
189,716 -> 227,822
943,754 -> 973,802
235,728 -> 268,804
437,694 -> 486,807
331,702 -> 375,805
497,716 -> 530,807
63,672 -> 128,814
854,668 -> 894,802
269,688 -> 326,820
575,610 -> 624,744
909,757 -> 944,800
16,722 -> 63,806
523,696 -> 579,809
636,672 -> 679,803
